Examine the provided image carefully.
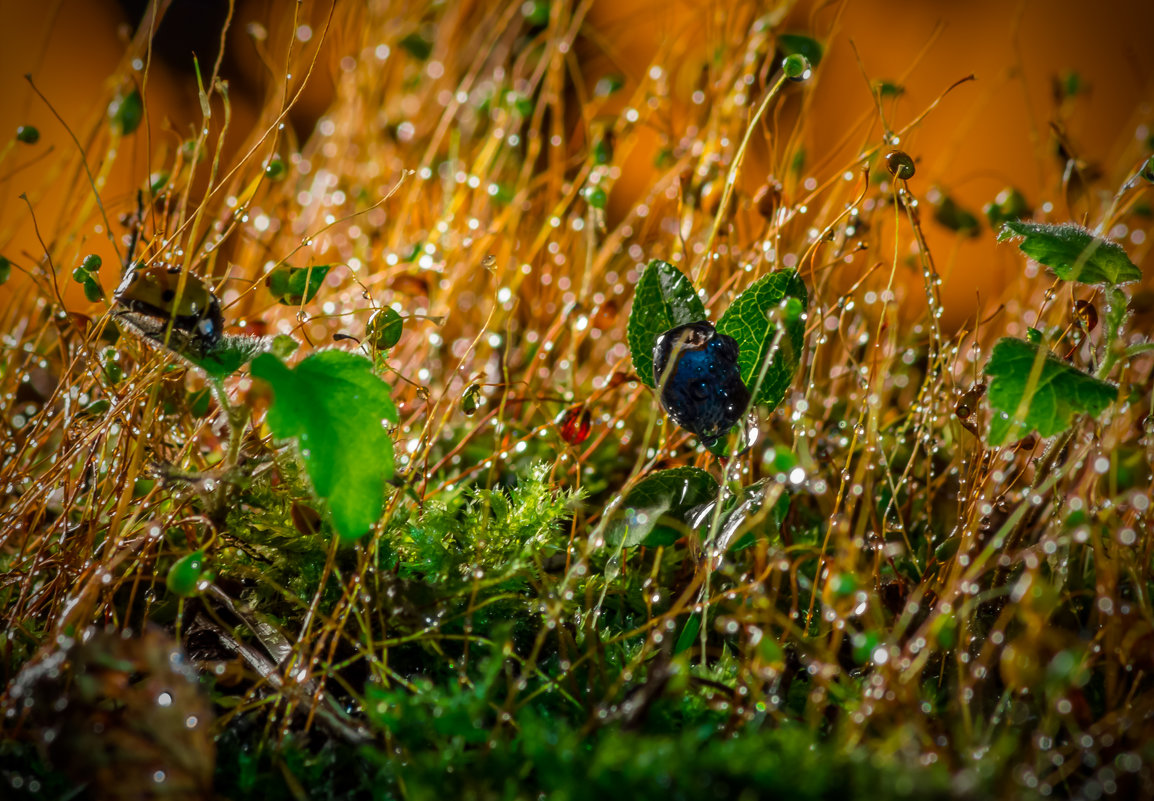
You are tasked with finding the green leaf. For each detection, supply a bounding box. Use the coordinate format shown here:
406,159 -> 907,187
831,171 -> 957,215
72,267 -> 103,302
266,264 -> 332,305
399,32 -> 432,60
595,75 -> 625,97
998,221 -> 1142,286
108,88 -> 143,135
852,631 -> 882,664
686,477 -> 789,553
983,187 -> 1030,227
983,337 -> 1118,446
522,0 -> 549,27
80,398 -> 111,417
729,490 -> 790,551
0,255 -> 10,284
185,335 -> 273,379
188,388 -> 212,418
270,334 -> 299,359
252,350 -> 399,540
875,80 -> 904,98
606,467 -> 719,548
715,269 -> 807,411
626,259 -> 706,388
101,348 -> 123,384
674,612 -> 701,655
778,33 -> 823,67
1056,69 -> 1083,100
932,193 -> 981,237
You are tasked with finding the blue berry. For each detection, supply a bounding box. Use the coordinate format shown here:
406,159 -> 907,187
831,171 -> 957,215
653,321 -> 750,445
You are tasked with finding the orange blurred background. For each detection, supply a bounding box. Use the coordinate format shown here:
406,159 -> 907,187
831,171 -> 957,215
1,0 -> 1152,329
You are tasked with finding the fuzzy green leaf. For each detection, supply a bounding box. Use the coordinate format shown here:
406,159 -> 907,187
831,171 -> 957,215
627,260 -> 706,387
252,350 -> 398,540
186,335 -> 273,379
266,264 -> 332,306
984,337 -> 1118,446
999,221 -> 1141,286
715,269 -> 807,411
607,467 -> 718,548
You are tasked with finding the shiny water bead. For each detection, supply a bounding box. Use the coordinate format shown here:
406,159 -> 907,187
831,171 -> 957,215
885,149 -> 916,181
955,381 -> 986,435
461,383 -> 482,416
782,53 -> 811,82
653,321 -> 750,446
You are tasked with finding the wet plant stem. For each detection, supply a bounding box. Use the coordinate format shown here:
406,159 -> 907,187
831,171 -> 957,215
210,379 -> 250,468
697,70 -> 788,287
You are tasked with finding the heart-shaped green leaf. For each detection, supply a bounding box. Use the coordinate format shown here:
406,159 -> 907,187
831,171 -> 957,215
606,466 -> 718,548
716,269 -> 807,411
999,221 -> 1141,286
626,260 -> 707,387
252,350 -> 399,540
984,337 -> 1118,446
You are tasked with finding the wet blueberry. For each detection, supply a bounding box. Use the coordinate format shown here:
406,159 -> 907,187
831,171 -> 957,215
653,321 -> 750,445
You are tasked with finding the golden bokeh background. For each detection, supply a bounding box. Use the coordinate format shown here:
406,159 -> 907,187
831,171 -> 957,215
1,0 -> 1151,329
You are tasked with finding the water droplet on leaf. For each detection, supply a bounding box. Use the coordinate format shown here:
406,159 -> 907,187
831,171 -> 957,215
461,383 -> 482,416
